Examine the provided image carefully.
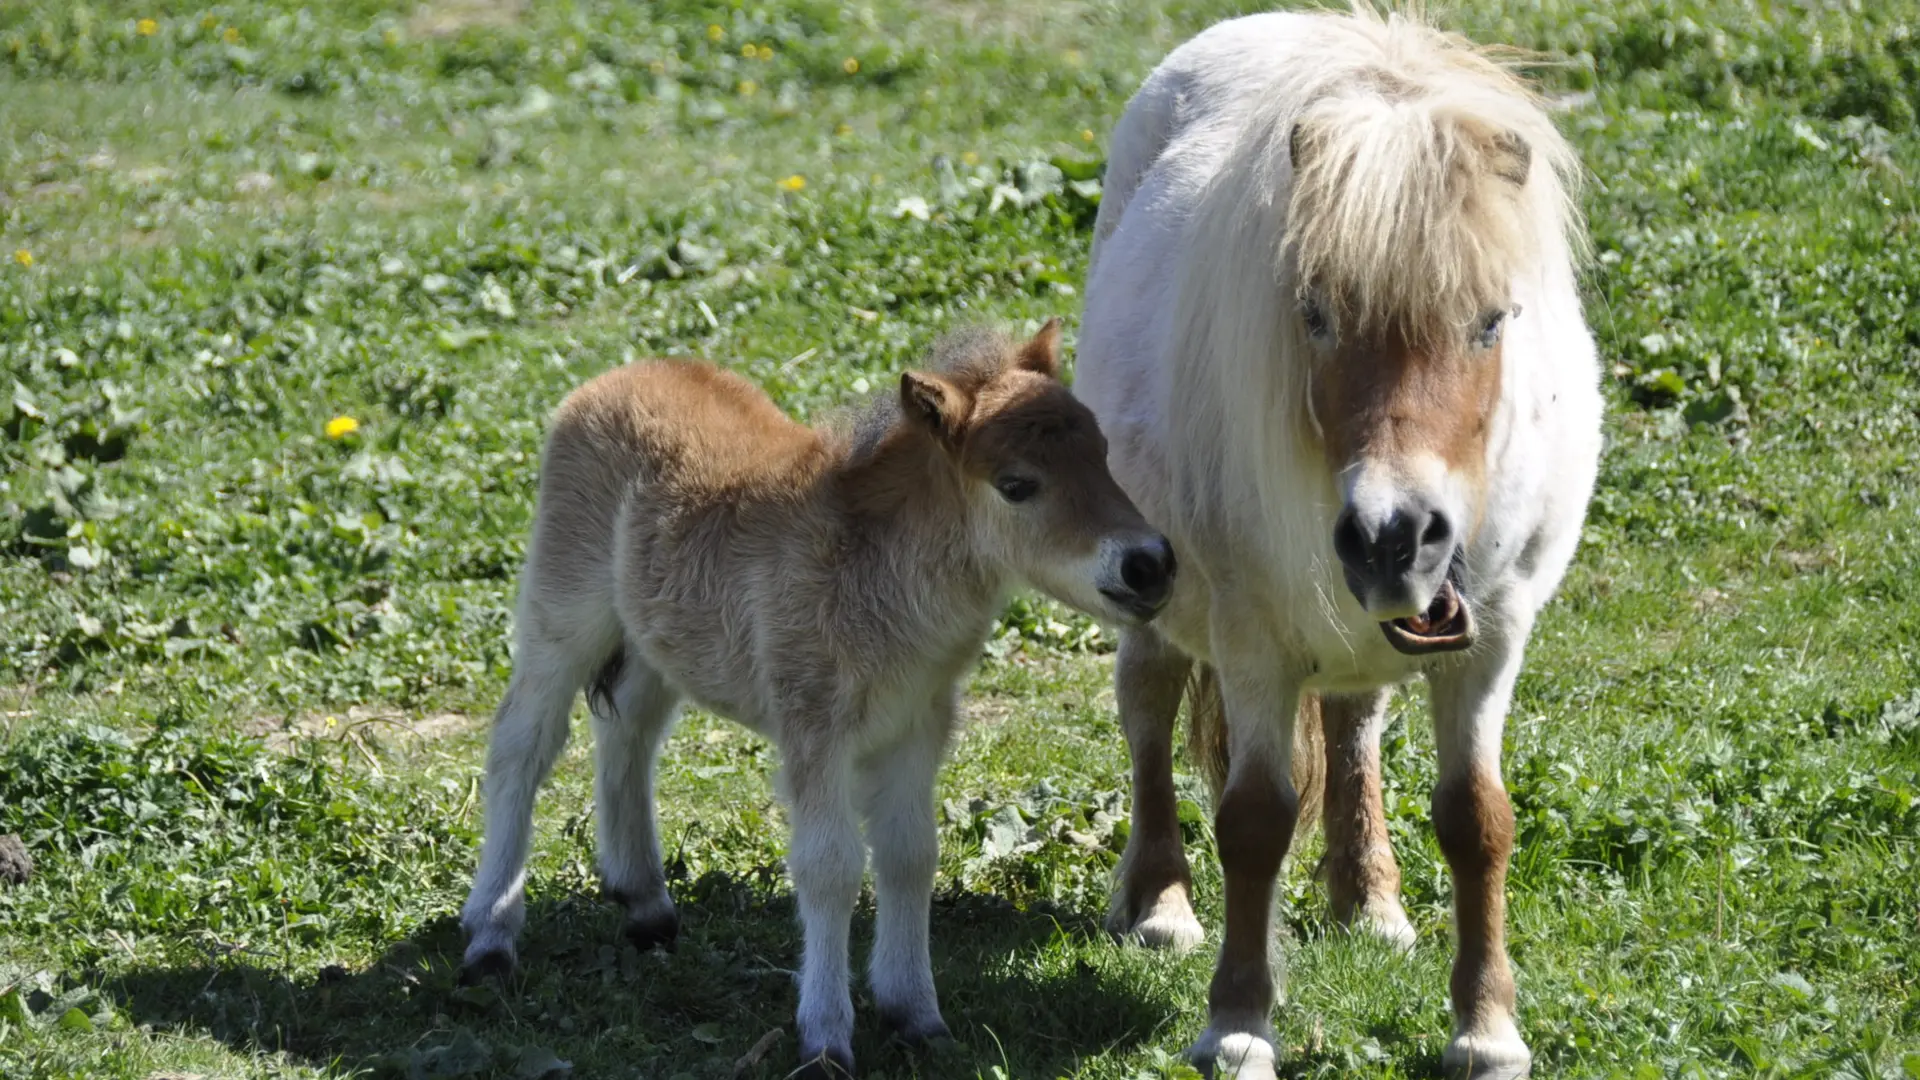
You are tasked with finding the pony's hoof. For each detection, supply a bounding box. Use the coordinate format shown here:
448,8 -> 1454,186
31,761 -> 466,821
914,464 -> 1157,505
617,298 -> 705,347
623,907 -> 680,953
1109,884 -> 1206,952
1189,1028 -> 1279,1080
794,1043 -> 855,1079
1131,909 -> 1206,951
458,946 -> 516,985
1443,1021 -> 1531,1080
1349,899 -> 1416,953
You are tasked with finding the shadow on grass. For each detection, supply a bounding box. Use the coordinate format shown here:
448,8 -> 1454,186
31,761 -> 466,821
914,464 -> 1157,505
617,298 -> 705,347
109,871 -> 1176,1079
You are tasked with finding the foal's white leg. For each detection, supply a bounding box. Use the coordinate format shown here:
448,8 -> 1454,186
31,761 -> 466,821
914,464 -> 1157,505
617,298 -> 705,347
1107,628 -> 1205,951
1428,618 -> 1534,1080
590,651 -> 682,950
781,717 -> 865,1077
1188,639 -> 1301,1080
461,636 -> 594,976
859,706 -> 952,1044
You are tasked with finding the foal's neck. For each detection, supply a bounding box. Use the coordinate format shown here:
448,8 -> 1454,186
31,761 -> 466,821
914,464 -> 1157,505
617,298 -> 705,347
831,422 -> 995,599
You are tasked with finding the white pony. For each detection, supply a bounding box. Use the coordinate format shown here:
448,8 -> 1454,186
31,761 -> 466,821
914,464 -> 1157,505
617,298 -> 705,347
1076,7 -> 1600,1079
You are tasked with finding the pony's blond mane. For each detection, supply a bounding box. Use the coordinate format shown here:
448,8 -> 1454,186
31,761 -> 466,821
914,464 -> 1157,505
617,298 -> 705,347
1287,8 -> 1581,340
1163,3 -> 1585,581
1198,4 -> 1583,347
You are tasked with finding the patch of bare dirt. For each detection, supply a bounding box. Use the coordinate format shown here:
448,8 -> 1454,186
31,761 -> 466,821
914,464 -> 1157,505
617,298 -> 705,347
0,834 -> 32,886
408,0 -> 528,38
248,705 -> 479,754
963,696 -> 1018,728
1778,547 -> 1842,574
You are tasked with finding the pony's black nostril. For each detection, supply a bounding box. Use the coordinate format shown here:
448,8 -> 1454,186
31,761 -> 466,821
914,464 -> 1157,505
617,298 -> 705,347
1421,511 -> 1452,549
1332,509 -> 1367,570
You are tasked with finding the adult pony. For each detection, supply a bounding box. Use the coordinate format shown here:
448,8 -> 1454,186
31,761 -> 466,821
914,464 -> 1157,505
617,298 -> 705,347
1075,7 -> 1599,1079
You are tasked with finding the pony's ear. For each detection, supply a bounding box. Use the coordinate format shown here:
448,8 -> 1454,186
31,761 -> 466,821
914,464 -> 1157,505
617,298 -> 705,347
1016,317 -> 1064,377
1487,130 -> 1532,187
1288,119 -> 1319,172
900,371 -> 972,443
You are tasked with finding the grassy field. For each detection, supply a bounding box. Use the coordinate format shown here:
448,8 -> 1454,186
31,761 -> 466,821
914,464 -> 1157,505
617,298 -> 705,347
2,1 -> 1918,1077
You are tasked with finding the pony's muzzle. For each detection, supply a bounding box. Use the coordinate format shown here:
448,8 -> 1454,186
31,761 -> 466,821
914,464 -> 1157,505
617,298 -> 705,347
1099,534 -> 1176,621
1332,500 -> 1456,619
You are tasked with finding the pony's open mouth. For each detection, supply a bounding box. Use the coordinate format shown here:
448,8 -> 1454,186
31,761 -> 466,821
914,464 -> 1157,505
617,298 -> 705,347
1379,579 -> 1475,656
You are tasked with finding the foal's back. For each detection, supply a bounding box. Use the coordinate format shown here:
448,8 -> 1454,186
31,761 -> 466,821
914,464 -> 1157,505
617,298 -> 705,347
549,361 -> 824,499
518,361 -> 828,649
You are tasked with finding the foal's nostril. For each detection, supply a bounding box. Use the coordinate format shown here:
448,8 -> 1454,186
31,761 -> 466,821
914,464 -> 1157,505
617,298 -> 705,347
1421,511 -> 1452,549
1119,538 -> 1175,603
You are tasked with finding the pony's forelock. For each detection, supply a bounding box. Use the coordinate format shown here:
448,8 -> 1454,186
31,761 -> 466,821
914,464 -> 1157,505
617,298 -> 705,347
1268,6 -> 1583,343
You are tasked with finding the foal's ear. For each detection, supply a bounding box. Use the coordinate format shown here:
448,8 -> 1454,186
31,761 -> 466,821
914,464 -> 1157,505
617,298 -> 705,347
900,371 -> 972,443
1015,317 -> 1064,378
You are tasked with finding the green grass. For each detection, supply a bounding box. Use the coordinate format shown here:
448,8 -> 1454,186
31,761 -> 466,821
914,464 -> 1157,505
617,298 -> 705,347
2,1 -> 1917,1077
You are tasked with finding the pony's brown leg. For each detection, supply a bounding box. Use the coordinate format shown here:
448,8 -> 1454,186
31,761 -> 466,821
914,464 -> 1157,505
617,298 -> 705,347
1320,690 -> 1414,949
1429,639 -> 1533,1080
1107,628 -> 1203,950
1188,660 -> 1299,1080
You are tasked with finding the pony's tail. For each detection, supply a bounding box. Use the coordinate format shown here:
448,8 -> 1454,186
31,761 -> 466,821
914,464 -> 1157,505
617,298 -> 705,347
1185,667 -> 1326,840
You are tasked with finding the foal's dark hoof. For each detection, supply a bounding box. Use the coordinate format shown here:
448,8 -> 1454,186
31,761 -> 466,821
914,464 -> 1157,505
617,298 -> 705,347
623,908 -> 680,953
794,1045 -> 856,1079
879,1010 -> 954,1051
459,948 -> 516,986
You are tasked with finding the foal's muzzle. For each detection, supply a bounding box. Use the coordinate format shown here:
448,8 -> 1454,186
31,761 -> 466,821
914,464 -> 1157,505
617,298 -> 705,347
1100,534 -> 1176,621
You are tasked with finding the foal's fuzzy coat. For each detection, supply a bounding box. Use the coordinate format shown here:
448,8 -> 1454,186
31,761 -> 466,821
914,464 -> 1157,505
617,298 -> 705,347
460,322 -> 1173,1077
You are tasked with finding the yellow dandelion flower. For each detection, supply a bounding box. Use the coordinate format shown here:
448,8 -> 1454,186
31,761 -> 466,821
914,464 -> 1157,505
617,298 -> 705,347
324,415 -> 359,439
383,28 -> 399,46
12,249 -> 31,268
222,26 -> 241,45
961,151 -> 979,166
742,42 -> 756,58
842,57 -> 859,75
707,23 -> 723,41
325,715 -> 339,729
757,44 -> 774,61
1064,49 -> 1083,66
1081,128 -> 1095,143
737,79 -> 757,96
777,174 -> 806,192
835,122 -> 852,137
201,13 -> 217,29
137,18 -> 158,36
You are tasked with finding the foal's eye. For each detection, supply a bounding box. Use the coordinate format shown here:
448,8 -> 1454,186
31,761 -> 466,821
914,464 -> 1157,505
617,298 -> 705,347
994,476 -> 1040,503
1301,302 -> 1332,342
1473,310 -> 1507,350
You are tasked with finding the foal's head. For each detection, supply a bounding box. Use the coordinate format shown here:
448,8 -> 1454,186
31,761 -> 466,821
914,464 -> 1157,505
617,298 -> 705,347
1284,74 -> 1577,654
900,320 -> 1174,625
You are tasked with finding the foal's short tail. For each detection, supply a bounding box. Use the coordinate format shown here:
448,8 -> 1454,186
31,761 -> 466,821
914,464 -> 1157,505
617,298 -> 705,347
1184,666 -> 1326,840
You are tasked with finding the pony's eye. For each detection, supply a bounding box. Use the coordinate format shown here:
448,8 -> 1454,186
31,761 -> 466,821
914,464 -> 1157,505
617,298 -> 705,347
1474,310 -> 1506,350
1302,302 -> 1332,341
994,476 -> 1040,503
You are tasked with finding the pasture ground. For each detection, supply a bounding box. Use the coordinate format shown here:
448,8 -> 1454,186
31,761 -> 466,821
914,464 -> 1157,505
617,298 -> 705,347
2,1 -> 1917,1077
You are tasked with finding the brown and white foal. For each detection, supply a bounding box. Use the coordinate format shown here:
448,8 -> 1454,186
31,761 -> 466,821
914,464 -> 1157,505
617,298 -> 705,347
459,322 -> 1174,1077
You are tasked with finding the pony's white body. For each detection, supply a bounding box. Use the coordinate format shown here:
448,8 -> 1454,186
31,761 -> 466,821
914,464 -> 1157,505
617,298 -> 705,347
1077,11 -> 1601,1078
1082,12 -> 1599,678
